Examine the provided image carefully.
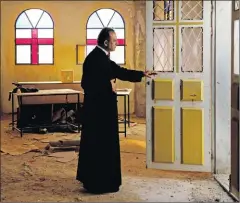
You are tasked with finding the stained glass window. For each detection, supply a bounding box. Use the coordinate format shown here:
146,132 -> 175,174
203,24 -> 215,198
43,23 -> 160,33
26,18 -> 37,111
15,9 -> 54,65
86,9 -> 125,64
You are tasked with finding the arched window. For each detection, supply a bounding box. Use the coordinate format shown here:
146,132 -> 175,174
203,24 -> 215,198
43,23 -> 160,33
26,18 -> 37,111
15,9 -> 54,65
86,8 -> 125,64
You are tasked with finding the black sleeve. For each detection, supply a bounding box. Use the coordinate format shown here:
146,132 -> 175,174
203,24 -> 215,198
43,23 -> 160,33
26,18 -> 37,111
110,60 -> 145,82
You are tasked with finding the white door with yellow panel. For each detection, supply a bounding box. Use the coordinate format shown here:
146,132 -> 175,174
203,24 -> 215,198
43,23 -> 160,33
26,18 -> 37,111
146,0 -> 212,172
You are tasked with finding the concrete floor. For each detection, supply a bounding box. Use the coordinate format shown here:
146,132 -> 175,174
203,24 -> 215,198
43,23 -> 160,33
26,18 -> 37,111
122,176 -> 234,202
214,174 -> 230,191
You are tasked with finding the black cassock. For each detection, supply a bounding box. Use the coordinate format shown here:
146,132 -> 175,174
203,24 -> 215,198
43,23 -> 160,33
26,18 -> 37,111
76,46 -> 144,194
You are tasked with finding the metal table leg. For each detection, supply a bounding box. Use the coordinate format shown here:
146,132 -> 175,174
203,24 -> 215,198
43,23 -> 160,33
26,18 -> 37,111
19,96 -> 23,137
77,93 -> 80,132
124,95 -> 126,137
128,94 -> 130,127
12,92 -> 14,130
65,94 -> 68,131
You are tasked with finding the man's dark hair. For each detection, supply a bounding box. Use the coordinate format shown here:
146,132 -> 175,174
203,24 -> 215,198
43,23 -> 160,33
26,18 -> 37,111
97,27 -> 115,47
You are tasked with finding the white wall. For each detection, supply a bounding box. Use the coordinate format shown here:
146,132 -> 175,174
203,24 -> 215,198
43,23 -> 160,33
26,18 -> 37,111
215,1 -> 232,174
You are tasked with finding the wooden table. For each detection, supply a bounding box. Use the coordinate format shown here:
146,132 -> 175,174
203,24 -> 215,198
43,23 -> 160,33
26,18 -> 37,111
10,89 -> 81,137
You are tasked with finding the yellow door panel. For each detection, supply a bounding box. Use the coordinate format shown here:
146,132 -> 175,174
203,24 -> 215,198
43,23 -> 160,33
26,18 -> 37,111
181,79 -> 203,101
153,106 -> 175,163
153,79 -> 174,100
182,108 -> 204,165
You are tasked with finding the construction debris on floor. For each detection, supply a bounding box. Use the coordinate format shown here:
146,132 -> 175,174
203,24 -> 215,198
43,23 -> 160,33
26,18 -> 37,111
1,115 -> 235,202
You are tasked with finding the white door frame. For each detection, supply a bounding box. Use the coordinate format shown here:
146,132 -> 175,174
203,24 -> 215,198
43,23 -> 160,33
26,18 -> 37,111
213,1 -> 233,174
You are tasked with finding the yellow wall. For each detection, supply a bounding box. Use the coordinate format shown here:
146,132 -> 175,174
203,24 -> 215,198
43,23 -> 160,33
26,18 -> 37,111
1,1 -> 139,113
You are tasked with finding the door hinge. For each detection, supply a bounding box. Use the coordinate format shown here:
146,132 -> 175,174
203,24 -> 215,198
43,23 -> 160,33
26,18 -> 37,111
210,2 -> 214,37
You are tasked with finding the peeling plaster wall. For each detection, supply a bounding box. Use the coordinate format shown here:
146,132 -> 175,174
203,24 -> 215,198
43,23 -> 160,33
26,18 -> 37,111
134,1 -> 146,117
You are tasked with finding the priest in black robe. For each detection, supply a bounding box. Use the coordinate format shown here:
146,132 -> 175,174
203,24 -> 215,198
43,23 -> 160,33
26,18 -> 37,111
76,27 -> 152,194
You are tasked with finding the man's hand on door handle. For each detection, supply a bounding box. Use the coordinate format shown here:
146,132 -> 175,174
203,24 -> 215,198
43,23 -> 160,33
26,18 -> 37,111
144,71 -> 157,78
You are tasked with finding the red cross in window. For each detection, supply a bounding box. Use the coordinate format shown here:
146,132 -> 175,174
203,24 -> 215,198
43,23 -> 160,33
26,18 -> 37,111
15,29 -> 54,64
87,39 -> 125,46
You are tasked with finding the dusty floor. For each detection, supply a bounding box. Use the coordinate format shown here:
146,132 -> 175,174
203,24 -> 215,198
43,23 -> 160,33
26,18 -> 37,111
214,174 -> 230,193
1,115 -> 234,202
